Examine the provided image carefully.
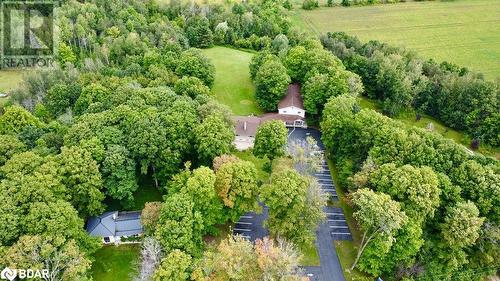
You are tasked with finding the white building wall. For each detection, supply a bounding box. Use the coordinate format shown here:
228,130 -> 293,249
278,106 -> 305,118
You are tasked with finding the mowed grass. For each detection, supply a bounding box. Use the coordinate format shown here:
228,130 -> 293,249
0,70 -> 24,106
91,244 -> 140,281
291,0 -> 500,79
201,47 -> 263,116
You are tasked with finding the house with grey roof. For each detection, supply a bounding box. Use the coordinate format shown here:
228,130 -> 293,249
86,211 -> 143,244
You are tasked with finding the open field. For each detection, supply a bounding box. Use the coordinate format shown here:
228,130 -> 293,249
201,47 -> 263,116
91,244 -> 140,281
291,0 -> 500,79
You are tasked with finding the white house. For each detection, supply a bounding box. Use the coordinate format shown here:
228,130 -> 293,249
278,83 -> 305,118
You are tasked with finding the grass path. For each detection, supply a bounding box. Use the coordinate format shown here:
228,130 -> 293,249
291,0 -> 500,79
201,47 -> 262,116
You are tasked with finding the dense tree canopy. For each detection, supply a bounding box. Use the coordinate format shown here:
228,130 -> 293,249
321,94 -> 497,279
253,120 -> 288,161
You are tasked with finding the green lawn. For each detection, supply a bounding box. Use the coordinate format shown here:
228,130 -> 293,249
299,242 -> 321,266
291,0 -> 500,79
0,70 -> 24,106
234,149 -> 270,182
91,244 -> 140,281
201,47 -> 263,116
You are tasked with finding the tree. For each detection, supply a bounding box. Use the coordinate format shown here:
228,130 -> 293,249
57,42 -> 77,65
45,83 -> 81,117
253,120 -> 288,161
57,146 -> 105,217
288,136 -> 322,176
155,193 -> 204,257
194,113 -> 234,166
142,202 -> 162,235
1,235 -> 92,281
262,168 -> 326,245
135,237 -> 164,281
185,16 -> 213,48
23,200 -> 89,245
249,50 -> 278,80
0,105 -> 43,135
101,145 -> 138,207
192,236 -> 302,281
212,154 -> 239,171
369,164 -> 441,220
214,160 -> 259,222
175,49 -> 215,87
350,188 -> 407,270
0,134 -> 26,166
302,71 -> 350,115
254,60 -> 291,111
153,249 -> 193,281
271,34 -> 289,54
441,201 -> 484,250
453,160 -> 500,222
181,166 -> 224,234
174,76 -> 210,98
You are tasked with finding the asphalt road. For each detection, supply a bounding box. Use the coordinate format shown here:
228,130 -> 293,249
289,128 -> 348,281
233,127 -> 350,281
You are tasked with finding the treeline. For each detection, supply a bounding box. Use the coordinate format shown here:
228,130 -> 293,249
321,32 -> 499,147
0,0 -> 238,278
249,38 -> 361,113
302,0 -> 438,9
54,0 -> 293,70
321,94 -> 499,280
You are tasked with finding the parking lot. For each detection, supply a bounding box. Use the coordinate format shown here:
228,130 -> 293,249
233,203 -> 269,241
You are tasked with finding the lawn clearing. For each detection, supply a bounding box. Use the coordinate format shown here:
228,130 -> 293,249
0,70 -> 24,106
0,70 -> 24,92
299,242 -> 320,266
291,0 -> 500,79
91,244 -> 140,281
234,149 -> 270,182
201,47 -> 262,116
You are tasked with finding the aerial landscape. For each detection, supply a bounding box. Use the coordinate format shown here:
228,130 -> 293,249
0,0 -> 498,280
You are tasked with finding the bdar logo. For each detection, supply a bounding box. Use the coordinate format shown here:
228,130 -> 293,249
0,267 -> 17,281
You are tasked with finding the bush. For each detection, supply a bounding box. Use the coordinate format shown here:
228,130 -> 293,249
302,0 -> 319,10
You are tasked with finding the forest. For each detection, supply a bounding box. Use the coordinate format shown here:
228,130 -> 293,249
0,0 -> 497,280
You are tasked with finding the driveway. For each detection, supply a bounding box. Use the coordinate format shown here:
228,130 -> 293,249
233,128 -> 352,281
289,128 -> 351,281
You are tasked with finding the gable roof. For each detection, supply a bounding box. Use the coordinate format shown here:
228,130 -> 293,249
278,83 -> 304,110
86,211 -> 143,237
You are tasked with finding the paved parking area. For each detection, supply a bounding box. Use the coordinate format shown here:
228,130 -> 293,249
233,203 -> 269,241
289,128 -> 353,281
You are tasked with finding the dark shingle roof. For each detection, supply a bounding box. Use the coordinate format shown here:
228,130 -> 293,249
86,211 -> 142,237
278,83 -> 303,109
